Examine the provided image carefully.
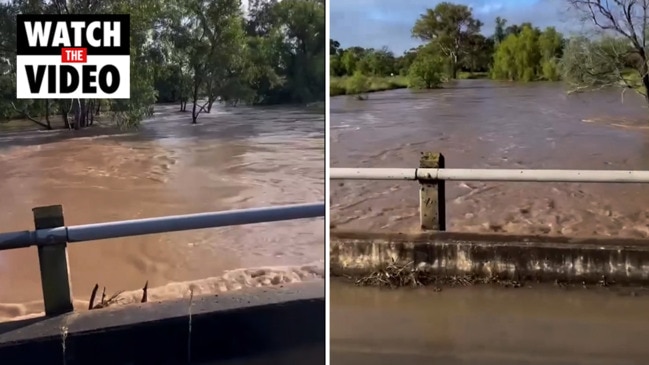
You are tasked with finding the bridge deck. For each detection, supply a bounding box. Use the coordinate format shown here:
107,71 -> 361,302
0,281 -> 325,365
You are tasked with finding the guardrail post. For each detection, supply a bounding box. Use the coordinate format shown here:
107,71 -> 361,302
419,152 -> 446,231
33,205 -> 73,316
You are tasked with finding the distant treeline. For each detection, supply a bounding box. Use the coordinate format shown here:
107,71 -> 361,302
0,0 -> 324,130
331,0 -> 649,103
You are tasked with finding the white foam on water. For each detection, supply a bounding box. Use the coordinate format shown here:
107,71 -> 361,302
0,261 -> 324,323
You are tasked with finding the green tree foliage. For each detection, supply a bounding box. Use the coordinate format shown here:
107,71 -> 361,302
395,48 -> 419,76
463,34 -> 494,72
491,25 -> 564,82
270,0 -> 325,104
494,17 -> 506,45
0,0 -> 324,130
330,2 -> 573,97
538,27 -> 564,81
340,50 -> 360,75
407,45 -> 445,89
323,3 -> 491,81
365,47 -> 396,76
346,71 -> 369,95
411,2 -> 483,79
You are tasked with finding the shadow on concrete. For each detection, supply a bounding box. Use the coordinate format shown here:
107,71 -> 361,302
0,317 -> 46,336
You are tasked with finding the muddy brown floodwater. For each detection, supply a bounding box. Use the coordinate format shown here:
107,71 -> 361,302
331,281 -> 649,365
331,79 -> 649,236
331,81 -> 649,364
0,103 -> 324,320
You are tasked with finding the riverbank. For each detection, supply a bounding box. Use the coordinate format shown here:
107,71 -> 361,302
0,100 -> 325,133
330,76 -> 409,96
330,72 -> 489,96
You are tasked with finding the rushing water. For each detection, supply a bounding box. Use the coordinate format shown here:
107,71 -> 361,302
331,280 -> 649,365
331,80 -> 649,236
330,81 -> 649,364
0,103 -> 324,320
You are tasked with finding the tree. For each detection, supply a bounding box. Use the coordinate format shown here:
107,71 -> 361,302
395,47 -> 420,76
491,24 -> 561,82
411,2 -> 483,79
0,0 -> 325,131
491,33 -> 519,81
367,47 -> 396,76
108,0 -> 168,128
463,34 -> 494,73
0,0 -> 163,129
330,39 -> 341,55
408,44 -> 445,89
494,17 -> 507,45
564,0 -> 649,104
505,24 -> 523,37
183,0 -> 247,123
538,27 -> 563,81
272,0 -> 325,104
346,71 -> 369,99
0,0 -> 168,130
340,50 -> 357,75
561,36 -> 635,93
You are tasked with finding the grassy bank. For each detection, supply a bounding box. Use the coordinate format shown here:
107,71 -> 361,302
330,72 -> 489,96
330,76 -> 408,96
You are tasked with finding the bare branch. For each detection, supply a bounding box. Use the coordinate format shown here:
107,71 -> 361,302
10,102 -> 49,129
564,0 -> 649,102
569,0 -> 640,47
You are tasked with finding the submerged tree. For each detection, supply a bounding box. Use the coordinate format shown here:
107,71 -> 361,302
346,71 -> 369,99
490,24 -> 564,82
0,0 -> 325,130
411,2 -> 483,79
407,43 -> 445,89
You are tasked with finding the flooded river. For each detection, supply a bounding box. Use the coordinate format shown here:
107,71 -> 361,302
0,103 -> 324,319
331,281 -> 649,365
330,80 -> 649,236
330,81 -> 649,364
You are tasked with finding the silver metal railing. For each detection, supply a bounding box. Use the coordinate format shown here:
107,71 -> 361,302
331,168 -> 649,183
331,152 -> 649,233
0,202 -> 325,316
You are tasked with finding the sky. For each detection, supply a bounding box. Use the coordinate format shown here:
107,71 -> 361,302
330,0 -> 577,54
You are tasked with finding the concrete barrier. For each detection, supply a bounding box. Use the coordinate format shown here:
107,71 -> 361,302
0,281 -> 324,365
331,230 -> 649,285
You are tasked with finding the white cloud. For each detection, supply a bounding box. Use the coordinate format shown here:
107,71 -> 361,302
330,0 -> 577,53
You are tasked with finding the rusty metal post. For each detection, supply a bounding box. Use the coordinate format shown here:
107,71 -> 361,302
33,205 -> 73,316
419,152 -> 446,231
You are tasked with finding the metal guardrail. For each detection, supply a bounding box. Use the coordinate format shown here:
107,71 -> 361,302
331,152 -> 649,232
0,202 -> 325,316
331,168 -> 649,183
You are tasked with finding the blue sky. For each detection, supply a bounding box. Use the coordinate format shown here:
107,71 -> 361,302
330,0 -> 575,54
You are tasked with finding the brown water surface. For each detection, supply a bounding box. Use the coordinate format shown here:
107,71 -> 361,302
331,80 -> 649,236
0,103 -> 324,319
331,280 -> 649,365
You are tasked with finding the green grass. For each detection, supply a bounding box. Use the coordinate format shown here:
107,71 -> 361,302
330,75 -> 409,96
330,72 -> 490,96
